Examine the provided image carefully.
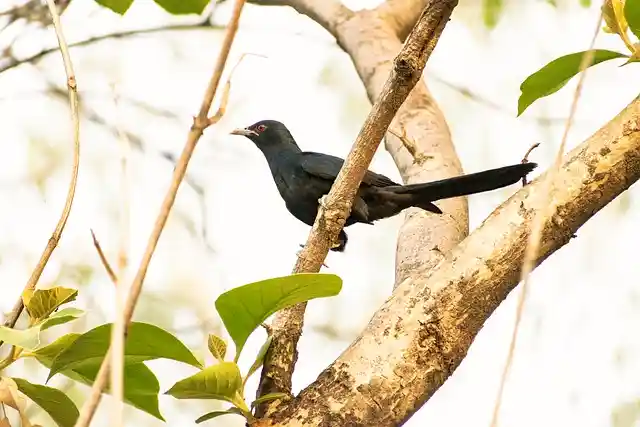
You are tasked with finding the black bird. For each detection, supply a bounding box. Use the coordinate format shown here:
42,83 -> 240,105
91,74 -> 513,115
231,120 -> 536,252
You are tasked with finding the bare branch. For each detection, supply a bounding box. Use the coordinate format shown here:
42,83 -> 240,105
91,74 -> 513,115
255,0 -> 458,417
90,230 -> 118,285
245,0 -> 353,39
376,0 -> 430,41
0,0 -> 81,350
262,95 -> 640,426
72,1 -> 248,426
0,21 -> 223,75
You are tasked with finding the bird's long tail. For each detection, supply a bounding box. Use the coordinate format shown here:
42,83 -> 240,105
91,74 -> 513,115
382,162 -> 537,215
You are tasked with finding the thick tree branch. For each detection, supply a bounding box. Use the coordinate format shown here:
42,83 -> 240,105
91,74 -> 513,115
255,0 -> 458,417
258,96 -> 640,427
377,0 -> 430,41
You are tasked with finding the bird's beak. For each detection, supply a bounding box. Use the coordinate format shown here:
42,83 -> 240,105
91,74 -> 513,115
230,127 -> 258,137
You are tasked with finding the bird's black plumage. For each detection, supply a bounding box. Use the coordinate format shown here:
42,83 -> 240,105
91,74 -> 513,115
231,120 -> 537,252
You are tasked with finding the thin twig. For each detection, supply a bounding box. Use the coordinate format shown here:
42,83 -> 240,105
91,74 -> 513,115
90,230 -> 118,284
520,142 -> 540,186
0,0 -> 81,350
489,9 -> 604,427
72,2 -> 247,426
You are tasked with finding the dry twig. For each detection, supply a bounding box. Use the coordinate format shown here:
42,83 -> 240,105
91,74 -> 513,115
0,0 -> 81,350
489,10 -> 605,427
520,142 -> 540,186
72,1 -> 248,426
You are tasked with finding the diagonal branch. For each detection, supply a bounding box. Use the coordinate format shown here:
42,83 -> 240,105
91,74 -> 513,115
255,0 -> 459,417
261,95 -> 640,427
0,0 -> 81,350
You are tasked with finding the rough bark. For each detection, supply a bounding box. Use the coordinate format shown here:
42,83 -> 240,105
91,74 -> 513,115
253,1 -> 460,417
254,96 -> 640,427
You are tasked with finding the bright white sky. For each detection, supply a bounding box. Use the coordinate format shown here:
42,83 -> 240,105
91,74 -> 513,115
1,0 -> 639,426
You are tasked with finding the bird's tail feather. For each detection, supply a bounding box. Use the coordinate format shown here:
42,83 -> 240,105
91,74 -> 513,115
384,162 -> 537,213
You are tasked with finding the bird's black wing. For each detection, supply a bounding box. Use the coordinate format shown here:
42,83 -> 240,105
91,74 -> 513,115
300,152 -> 399,187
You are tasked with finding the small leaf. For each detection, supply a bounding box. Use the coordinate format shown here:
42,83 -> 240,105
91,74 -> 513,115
12,378 -> 79,427
518,49 -> 628,115
215,273 -> 342,361
40,308 -> 85,331
207,335 -> 227,362
153,0 -> 208,15
581,0 -> 591,7
32,334 -> 164,421
94,0 -> 134,14
47,322 -> 201,381
602,0 -> 628,36
625,0 -> 640,39
482,0 -> 504,29
165,361 -> 242,401
0,325 -> 41,350
250,392 -> 289,409
245,336 -> 272,382
22,287 -> 77,322
195,408 -> 246,424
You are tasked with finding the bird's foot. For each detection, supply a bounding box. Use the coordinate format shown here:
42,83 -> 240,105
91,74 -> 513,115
297,245 -> 329,268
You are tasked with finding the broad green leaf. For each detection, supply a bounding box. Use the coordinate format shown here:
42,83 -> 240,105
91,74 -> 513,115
195,407 -> 246,424
32,334 -> 164,420
518,49 -> 627,115
153,0 -> 208,15
602,0 -> 628,36
245,336 -> 272,382
215,273 -> 342,360
165,361 -> 242,401
250,392 -> 289,409
625,0 -> 640,39
94,0 -> 134,14
482,0 -> 503,29
40,308 -> 85,331
207,335 -> 227,362
47,322 -> 201,381
22,287 -> 77,322
0,325 -> 41,350
12,378 -> 79,427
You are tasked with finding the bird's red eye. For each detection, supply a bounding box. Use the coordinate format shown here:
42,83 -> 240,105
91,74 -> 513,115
256,124 -> 267,133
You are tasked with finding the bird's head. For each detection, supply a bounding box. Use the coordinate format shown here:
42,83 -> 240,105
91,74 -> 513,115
230,120 -> 300,151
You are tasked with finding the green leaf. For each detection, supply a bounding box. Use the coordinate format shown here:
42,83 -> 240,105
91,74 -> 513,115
245,336 -> 272,382
625,0 -> 640,39
518,49 -> 628,116
32,334 -> 164,421
581,0 -> 591,7
47,322 -> 201,381
22,287 -> 77,322
40,308 -> 85,331
94,0 -> 134,14
153,0 -> 208,15
0,307 -> 84,352
0,325 -> 41,350
215,273 -> 342,361
250,392 -> 289,409
207,335 -> 227,362
482,0 -> 504,29
165,361 -> 242,401
195,408 -> 247,424
12,378 -> 79,427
